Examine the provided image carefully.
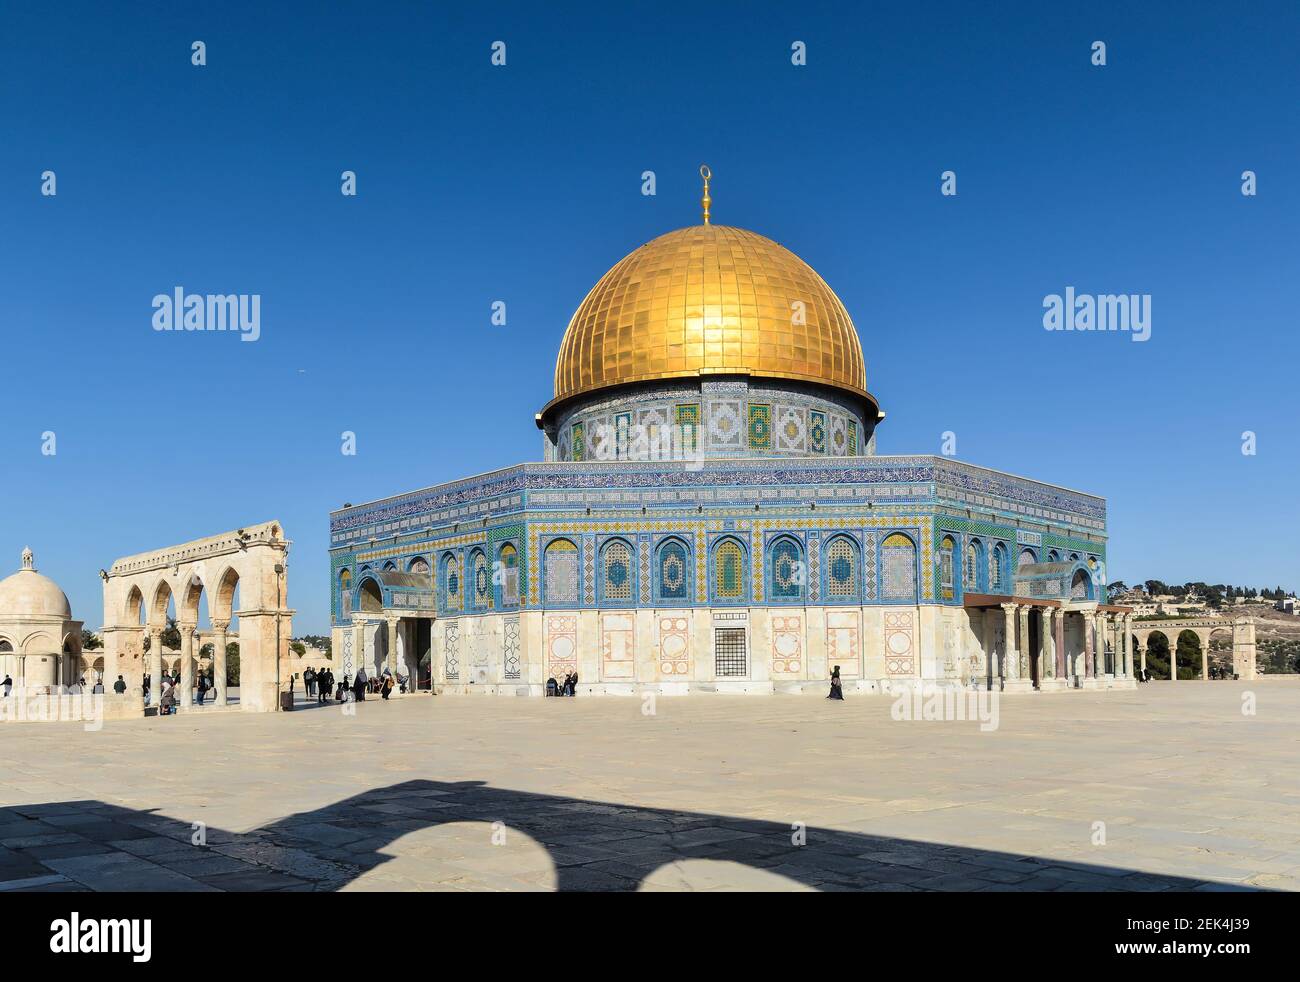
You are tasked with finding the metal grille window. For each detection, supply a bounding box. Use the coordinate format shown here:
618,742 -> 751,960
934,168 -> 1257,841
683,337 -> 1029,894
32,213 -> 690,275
715,628 -> 748,677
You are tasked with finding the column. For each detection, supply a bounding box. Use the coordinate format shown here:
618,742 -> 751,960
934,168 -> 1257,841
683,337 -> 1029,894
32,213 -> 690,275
1138,640 -> 1147,679
147,627 -> 163,705
1096,612 -> 1108,675
1121,615 -> 1132,677
1083,614 -> 1094,679
1001,604 -> 1018,684
1200,634 -> 1209,681
1018,605 -> 1032,684
212,621 -> 229,706
386,617 -> 399,676
1041,608 -> 1055,681
179,623 -> 195,707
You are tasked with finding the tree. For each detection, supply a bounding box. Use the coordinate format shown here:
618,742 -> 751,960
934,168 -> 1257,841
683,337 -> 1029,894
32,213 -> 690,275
290,641 -> 306,657
226,642 -> 240,686
80,629 -> 102,650
160,616 -> 181,652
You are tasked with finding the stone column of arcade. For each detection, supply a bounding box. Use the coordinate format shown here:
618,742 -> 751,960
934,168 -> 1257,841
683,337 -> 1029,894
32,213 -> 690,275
1200,634 -> 1210,682
1138,639 -> 1147,679
1096,612 -> 1108,676
386,618 -> 398,677
1121,614 -> 1132,676
1000,603 -> 1020,689
1018,605 -> 1032,686
147,627 -> 163,705
1040,608 -> 1055,683
179,623 -> 195,707
212,620 -> 229,706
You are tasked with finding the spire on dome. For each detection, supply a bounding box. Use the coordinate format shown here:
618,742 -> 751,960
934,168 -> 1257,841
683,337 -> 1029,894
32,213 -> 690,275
699,164 -> 712,225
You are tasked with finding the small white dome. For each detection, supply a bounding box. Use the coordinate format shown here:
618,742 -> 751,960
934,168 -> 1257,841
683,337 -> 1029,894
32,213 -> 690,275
0,550 -> 72,619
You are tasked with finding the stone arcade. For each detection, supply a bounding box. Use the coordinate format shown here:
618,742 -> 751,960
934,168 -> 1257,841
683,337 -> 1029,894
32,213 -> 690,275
328,174 -> 1180,697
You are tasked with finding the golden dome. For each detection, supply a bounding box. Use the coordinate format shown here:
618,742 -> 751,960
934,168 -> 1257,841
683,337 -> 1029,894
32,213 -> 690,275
547,224 -> 872,415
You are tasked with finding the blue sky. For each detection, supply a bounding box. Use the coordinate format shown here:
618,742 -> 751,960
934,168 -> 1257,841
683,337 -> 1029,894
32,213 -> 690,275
2,1 -> 1296,633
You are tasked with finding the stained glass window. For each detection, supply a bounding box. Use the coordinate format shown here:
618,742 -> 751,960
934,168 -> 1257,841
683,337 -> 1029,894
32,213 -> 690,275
498,543 -> 518,607
881,533 -> 916,602
602,539 -> 633,603
441,554 -> 460,611
826,537 -> 857,599
658,539 -> 689,601
964,540 -> 980,592
770,537 -> 803,600
544,539 -> 579,605
472,550 -> 489,608
940,536 -> 956,601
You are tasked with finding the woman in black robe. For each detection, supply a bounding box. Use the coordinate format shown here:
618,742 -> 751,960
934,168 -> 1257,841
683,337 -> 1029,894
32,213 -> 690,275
827,665 -> 844,700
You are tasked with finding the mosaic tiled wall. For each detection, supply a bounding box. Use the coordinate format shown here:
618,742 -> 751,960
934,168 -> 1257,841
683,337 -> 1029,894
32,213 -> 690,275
548,378 -> 873,462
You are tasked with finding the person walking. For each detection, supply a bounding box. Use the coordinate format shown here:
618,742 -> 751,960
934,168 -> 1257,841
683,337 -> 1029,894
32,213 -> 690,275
382,673 -> 394,700
2,674 -> 12,697
827,665 -> 844,700
354,668 -> 367,702
159,676 -> 175,715
112,675 -> 126,694
195,671 -> 208,705
304,667 -> 316,699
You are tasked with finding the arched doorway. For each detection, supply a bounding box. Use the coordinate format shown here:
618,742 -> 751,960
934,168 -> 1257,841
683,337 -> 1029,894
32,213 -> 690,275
1174,630 -> 1203,680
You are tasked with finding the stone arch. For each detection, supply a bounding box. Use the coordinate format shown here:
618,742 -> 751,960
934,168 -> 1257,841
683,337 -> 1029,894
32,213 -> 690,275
1069,567 -> 1094,601
211,565 -> 240,624
124,584 -> 146,624
149,577 -> 175,627
1174,629 -> 1205,680
357,575 -> 384,614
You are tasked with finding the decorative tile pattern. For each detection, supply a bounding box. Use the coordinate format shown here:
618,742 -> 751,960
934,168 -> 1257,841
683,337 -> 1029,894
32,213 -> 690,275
863,530 -> 878,600
658,538 -> 689,601
544,615 -> 577,680
771,614 -> 803,676
443,620 -> 460,680
571,422 -> 585,462
774,406 -> 806,453
809,410 -> 827,454
882,533 -> 917,602
601,612 -> 636,679
884,610 -> 916,676
601,539 -> 633,603
707,399 -> 743,450
748,404 -> 772,450
657,613 -> 691,678
826,609 -> 861,678
715,539 -> 745,600
770,537 -> 803,600
543,539 -> 579,605
503,616 -> 520,679
826,536 -> 857,599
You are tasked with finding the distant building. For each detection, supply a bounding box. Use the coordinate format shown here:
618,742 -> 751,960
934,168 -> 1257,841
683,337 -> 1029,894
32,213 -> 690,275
1276,597 -> 1297,614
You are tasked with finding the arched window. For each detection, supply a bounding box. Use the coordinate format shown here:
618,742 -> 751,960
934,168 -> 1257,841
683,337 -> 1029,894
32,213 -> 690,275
471,549 -> 490,609
440,554 -> 460,612
769,536 -> 804,601
1048,549 -> 1061,563
497,543 -> 519,607
600,539 -> 634,604
338,568 -> 352,622
881,533 -> 917,602
939,535 -> 957,601
382,560 -> 397,572
964,539 -> 983,592
543,539 -> 580,606
1071,568 -> 1092,600
825,535 -> 860,600
1019,547 -> 1037,569
408,556 -> 430,576
656,538 -> 690,602
991,543 -> 1008,593
713,538 -> 747,602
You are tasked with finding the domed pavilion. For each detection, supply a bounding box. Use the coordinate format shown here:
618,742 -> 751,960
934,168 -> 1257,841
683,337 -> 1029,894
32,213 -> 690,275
329,170 -> 1135,696
0,548 -> 84,692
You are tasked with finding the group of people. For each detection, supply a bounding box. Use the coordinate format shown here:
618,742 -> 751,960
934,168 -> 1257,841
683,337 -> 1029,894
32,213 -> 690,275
291,665 -> 406,705
547,672 -> 579,696
140,668 -> 219,710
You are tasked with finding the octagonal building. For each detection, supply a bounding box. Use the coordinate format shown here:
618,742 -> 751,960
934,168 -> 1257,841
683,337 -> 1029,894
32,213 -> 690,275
329,187 -> 1134,696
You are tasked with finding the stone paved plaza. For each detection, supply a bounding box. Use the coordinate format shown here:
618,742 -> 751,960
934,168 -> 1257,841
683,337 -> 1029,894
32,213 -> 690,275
1,680 -> 1298,892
